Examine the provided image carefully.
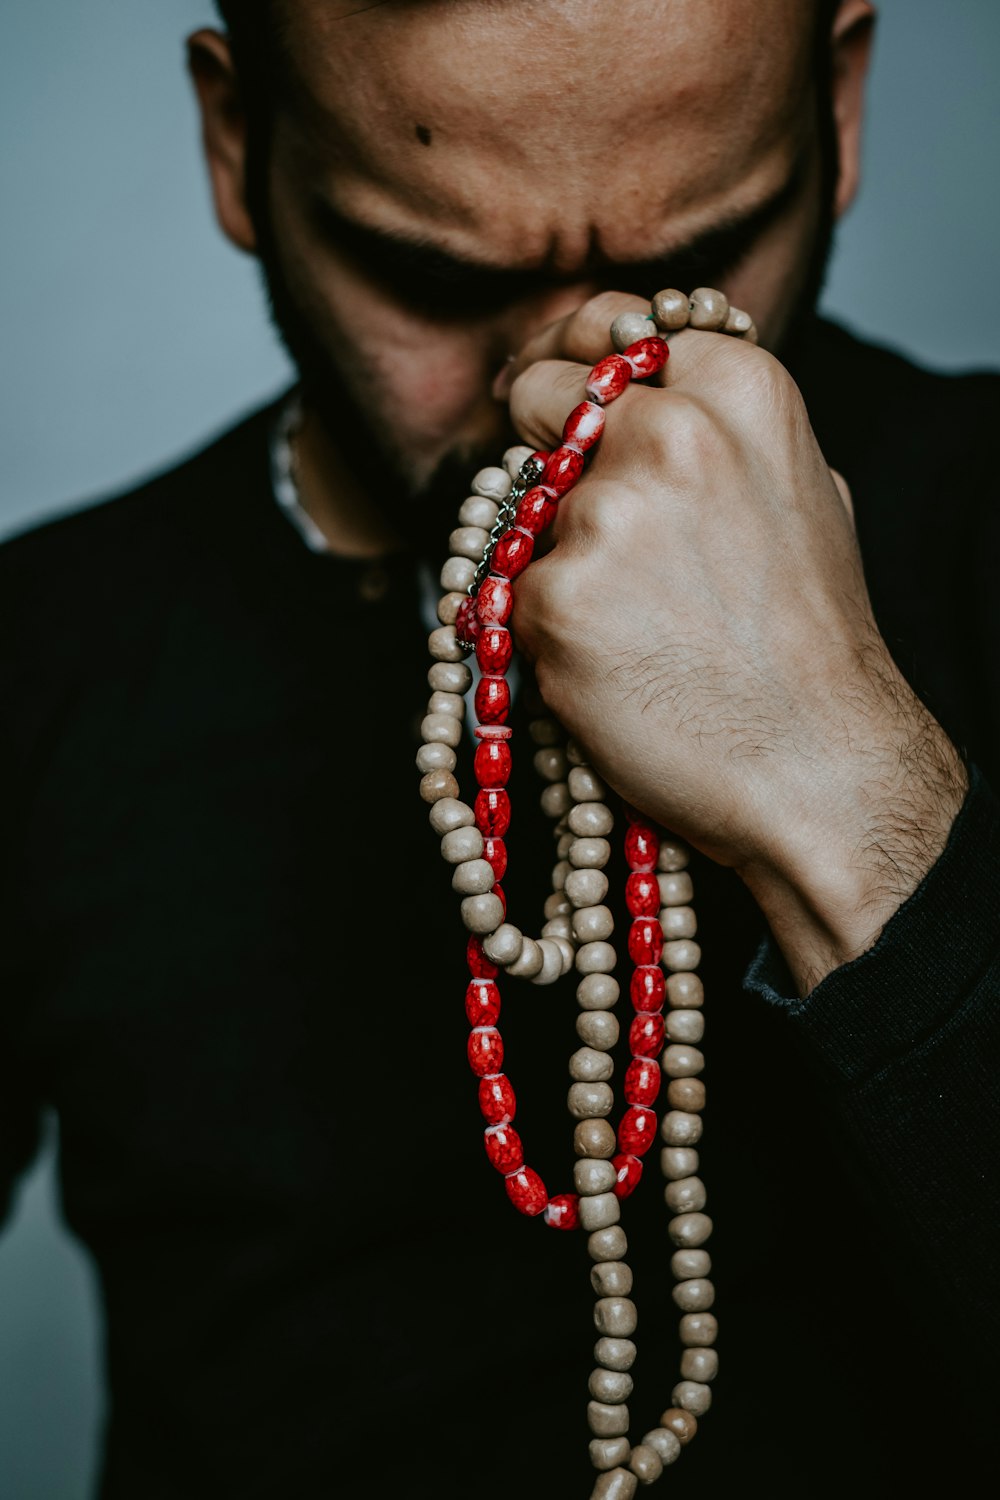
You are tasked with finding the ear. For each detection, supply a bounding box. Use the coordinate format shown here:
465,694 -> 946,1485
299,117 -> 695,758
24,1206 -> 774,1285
828,0 -> 877,219
187,28 -> 257,254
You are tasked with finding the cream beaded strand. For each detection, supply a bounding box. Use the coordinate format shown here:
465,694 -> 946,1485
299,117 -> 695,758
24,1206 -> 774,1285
419,288 -> 755,1498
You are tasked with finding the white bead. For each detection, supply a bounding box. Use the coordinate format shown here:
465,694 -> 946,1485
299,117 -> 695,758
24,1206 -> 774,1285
420,713 -> 462,748
662,939 -> 701,972
502,444 -> 535,479
658,871 -> 694,906
552,937 -> 575,974
416,742 -> 457,774
662,1044 -> 704,1077
552,860 -> 571,890
428,625 -> 464,662
543,892 -> 571,920
505,936 -> 544,978
436,590 -> 465,625
471,465 -> 512,500
564,868 -> 609,908
448,525 -> 490,561
533,747 -> 568,782
572,905 -> 615,943
570,1047 -> 614,1082
641,1428 -> 681,1466
576,1010 -> 619,1050
568,1081 -> 614,1118
541,915 -> 573,941
427,690 -> 464,720
451,858 -> 496,895
458,495 -> 499,529
665,1010 -> 704,1044
568,802 -> 614,838
482,923 -> 523,965
660,905 -> 697,940
578,1192 -> 621,1232
440,825 -> 484,864
574,1157 -> 617,1195
577,973 -> 620,1009
428,661 -> 472,694
672,1379 -> 712,1415
540,782 -> 571,818
575,941 -> 617,974
460,892 -> 504,935
428,798 -> 475,835
530,938 -> 564,985
569,837 -> 612,869
440,555 -> 477,593
556,831 -> 574,859
568,765 -> 607,802
657,840 -> 690,872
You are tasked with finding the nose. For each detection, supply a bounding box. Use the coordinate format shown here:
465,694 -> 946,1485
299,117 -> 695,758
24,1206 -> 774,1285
506,279 -> 605,356
490,279 -> 605,399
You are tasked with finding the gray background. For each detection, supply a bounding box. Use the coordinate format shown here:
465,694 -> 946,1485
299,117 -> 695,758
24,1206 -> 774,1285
1,1 -> 998,1495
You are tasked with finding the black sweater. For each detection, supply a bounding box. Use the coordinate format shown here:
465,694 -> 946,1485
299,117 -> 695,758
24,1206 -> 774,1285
1,319 -> 998,1498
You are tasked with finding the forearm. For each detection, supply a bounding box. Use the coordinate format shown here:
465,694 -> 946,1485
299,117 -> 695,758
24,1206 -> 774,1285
745,763 -> 1000,1420
736,660 -> 969,997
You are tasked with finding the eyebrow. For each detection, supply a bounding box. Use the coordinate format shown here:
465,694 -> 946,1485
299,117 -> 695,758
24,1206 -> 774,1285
311,159 -> 807,311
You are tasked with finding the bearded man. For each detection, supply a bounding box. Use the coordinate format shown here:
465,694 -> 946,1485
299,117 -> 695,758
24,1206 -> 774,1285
1,2 -> 997,1496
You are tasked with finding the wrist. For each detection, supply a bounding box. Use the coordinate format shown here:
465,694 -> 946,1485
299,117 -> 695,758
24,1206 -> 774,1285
736,710 -> 969,997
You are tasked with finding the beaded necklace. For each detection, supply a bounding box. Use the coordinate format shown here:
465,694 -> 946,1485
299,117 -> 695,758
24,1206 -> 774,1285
418,288 -> 758,1499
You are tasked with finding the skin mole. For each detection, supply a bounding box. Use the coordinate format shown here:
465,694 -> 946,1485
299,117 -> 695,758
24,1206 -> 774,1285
415,123 -> 432,146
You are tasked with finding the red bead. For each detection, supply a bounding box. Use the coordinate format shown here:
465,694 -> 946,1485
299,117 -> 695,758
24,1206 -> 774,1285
630,965 -> 665,1012
478,1072 -> 516,1124
623,336 -> 669,379
475,788 -> 511,838
628,916 -> 663,967
475,675 -> 511,725
624,1055 -> 661,1107
544,1193 -> 580,1230
504,1165 -> 549,1216
467,1026 -> 504,1077
612,1153 -> 643,1200
585,353 -> 632,405
541,445 -> 585,496
468,935 -> 499,979
561,401 -> 606,452
474,739 -> 512,788
629,1011 -> 664,1057
618,1104 -> 657,1156
493,881 -> 507,917
476,574 -> 513,627
625,823 -> 660,872
483,837 -> 508,880
466,980 -> 501,1027
476,625 -> 513,676
514,486 -> 559,536
454,595 -> 480,647
484,1122 -> 524,1174
491,528 -> 534,580
625,871 -> 659,917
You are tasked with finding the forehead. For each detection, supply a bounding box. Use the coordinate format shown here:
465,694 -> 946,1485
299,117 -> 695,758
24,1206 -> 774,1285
276,0 -> 818,266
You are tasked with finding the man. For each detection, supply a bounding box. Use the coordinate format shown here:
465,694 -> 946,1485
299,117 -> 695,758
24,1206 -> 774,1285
1,1 -> 997,1495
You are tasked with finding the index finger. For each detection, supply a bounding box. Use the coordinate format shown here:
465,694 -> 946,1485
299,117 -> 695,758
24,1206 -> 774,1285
496,291 -> 653,397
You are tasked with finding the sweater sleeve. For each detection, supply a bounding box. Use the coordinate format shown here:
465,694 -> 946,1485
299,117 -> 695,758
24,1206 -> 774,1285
743,761 -> 1000,1419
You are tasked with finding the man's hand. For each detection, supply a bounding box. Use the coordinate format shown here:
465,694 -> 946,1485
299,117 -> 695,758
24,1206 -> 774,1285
505,292 -> 968,995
